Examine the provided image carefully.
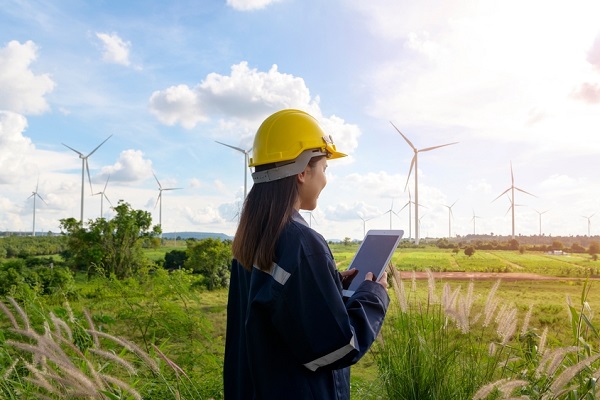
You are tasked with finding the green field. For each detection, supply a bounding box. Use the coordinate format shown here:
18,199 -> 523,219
3,243 -> 600,399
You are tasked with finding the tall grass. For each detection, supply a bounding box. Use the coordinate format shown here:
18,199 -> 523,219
373,269 -> 600,399
0,269 -> 222,399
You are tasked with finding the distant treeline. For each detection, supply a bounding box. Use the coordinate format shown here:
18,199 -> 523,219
434,237 -> 600,254
0,235 -> 68,258
444,234 -> 600,248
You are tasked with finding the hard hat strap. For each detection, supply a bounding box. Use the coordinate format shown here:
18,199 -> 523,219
252,149 -> 327,183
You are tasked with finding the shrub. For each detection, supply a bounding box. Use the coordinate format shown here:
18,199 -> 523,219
374,270 -> 600,400
465,246 -> 475,257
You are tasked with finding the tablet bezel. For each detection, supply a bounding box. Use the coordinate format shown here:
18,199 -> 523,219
341,229 -> 404,297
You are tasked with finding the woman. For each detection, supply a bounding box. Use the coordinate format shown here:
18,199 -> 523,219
223,109 -> 389,399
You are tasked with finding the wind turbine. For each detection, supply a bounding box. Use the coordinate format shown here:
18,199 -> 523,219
215,141 -> 252,200
442,200 -> 458,238
302,211 -> 317,228
358,214 -> 374,237
93,175 -> 113,218
391,122 -> 458,245
28,180 -> 47,236
492,162 -> 536,239
534,209 -> 549,236
153,171 -> 183,235
471,210 -> 482,235
582,214 -> 595,236
62,135 -> 112,222
418,214 -> 427,238
382,199 -> 400,230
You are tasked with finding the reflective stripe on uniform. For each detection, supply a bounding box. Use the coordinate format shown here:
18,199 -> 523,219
303,334 -> 356,372
254,262 -> 291,286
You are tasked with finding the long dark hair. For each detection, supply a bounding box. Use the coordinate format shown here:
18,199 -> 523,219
232,156 -> 324,271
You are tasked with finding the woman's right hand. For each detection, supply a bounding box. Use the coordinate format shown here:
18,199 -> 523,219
365,271 -> 388,289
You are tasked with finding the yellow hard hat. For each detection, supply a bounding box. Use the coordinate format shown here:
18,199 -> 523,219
249,109 -> 347,183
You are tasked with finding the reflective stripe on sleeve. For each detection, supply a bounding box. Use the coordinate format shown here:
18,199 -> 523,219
303,334 -> 356,372
254,262 -> 291,286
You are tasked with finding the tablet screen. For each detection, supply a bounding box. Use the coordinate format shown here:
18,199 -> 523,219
343,230 -> 403,296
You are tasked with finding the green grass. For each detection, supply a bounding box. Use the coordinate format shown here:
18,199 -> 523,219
4,244 -> 600,399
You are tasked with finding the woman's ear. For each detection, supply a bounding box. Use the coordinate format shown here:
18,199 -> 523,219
297,168 -> 308,183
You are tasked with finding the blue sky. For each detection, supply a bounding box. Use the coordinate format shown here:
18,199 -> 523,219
1,0 -> 600,240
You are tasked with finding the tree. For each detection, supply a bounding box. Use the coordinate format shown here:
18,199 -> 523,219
60,201 -> 161,278
164,249 -> 187,270
186,238 -> 232,290
589,242 -> 600,261
464,246 -> 475,257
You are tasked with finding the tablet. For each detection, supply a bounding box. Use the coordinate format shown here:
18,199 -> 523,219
342,229 -> 404,297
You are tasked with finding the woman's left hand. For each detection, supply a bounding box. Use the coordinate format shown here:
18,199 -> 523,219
340,268 -> 359,290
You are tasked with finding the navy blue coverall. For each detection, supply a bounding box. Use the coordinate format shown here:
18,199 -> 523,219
223,212 -> 390,399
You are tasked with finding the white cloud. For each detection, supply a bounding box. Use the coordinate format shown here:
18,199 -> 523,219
149,62 -> 361,154
96,32 -> 132,66
0,40 -> 55,114
184,205 -> 223,224
351,0 -> 600,153
226,0 -> 281,11
0,111 -> 36,184
99,149 -> 153,182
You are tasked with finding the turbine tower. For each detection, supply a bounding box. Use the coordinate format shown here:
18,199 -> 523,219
492,162 -> 535,239
397,190 -> 413,240
93,175 -> 113,218
443,200 -> 458,238
28,180 -> 47,236
153,171 -> 182,235
582,214 -> 595,236
62,135 -> 112,222
215,141 -> 251,200
358,214 -> 374,237
471,209 -> 482,235
391,122 -> 458,245
534,209 -> 549,236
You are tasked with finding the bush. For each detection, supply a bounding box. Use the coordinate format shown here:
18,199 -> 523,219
464,246 -> 475,257
186,238 -> 231,290
0,258 -> 74,296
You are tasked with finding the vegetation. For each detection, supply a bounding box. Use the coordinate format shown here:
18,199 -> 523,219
59,201 -> 161,278
1,235 -> 600,399
185,238 -> 231,290
374,270 -> 600,399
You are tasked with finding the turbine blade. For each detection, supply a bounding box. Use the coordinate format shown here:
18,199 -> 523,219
37,193 -> 48,205
404,155 -> 416,191
163,187 -> 183,191
103,174 -> 110,191
515,187 -> 536,197
420,142 -> 459,152
492,188 -> 511,202
86,135 -> 112,157
62,143 -> 84,156
104,193 -> 113,207
215,140 -> 246,153
152,171 -> 162,189
390,122 -> 416,150
154,192 -> 161,209
510,161 -> 514,185
85,159 -> 94,194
